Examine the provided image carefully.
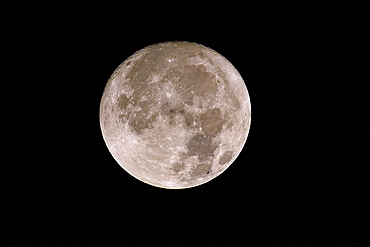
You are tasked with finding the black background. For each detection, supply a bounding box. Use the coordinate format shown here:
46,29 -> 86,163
3,1 -> 366,245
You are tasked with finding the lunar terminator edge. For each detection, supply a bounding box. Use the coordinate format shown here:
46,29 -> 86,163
99,41 -> 251,189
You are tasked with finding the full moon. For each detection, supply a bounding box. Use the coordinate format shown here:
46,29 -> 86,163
100,41 -> 251,189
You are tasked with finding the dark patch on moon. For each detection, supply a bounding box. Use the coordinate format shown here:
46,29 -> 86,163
130,115 -> 157,134
117,94 -> 130,111
187,134 -> 217,161
127,49 -> 167,83
200,107 -> 225,136
219,151 -> 234,165
183,112 -> 196,128
172,161 -> 185,173
191,162 -> 213,178
160,102 -> 197,128
177,64 -> 218,101
198,52 -> 214,66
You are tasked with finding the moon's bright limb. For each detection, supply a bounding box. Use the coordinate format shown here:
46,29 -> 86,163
100,41 -> 251,189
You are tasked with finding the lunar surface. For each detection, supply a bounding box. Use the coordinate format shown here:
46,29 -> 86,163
100,41 -> 251,189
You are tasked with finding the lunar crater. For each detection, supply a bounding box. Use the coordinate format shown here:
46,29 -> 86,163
100,41 -> 251,188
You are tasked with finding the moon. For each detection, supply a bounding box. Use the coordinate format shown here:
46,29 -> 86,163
100,41 -> 251,189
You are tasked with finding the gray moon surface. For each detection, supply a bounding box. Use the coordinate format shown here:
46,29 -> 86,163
100,41 -> 251,189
